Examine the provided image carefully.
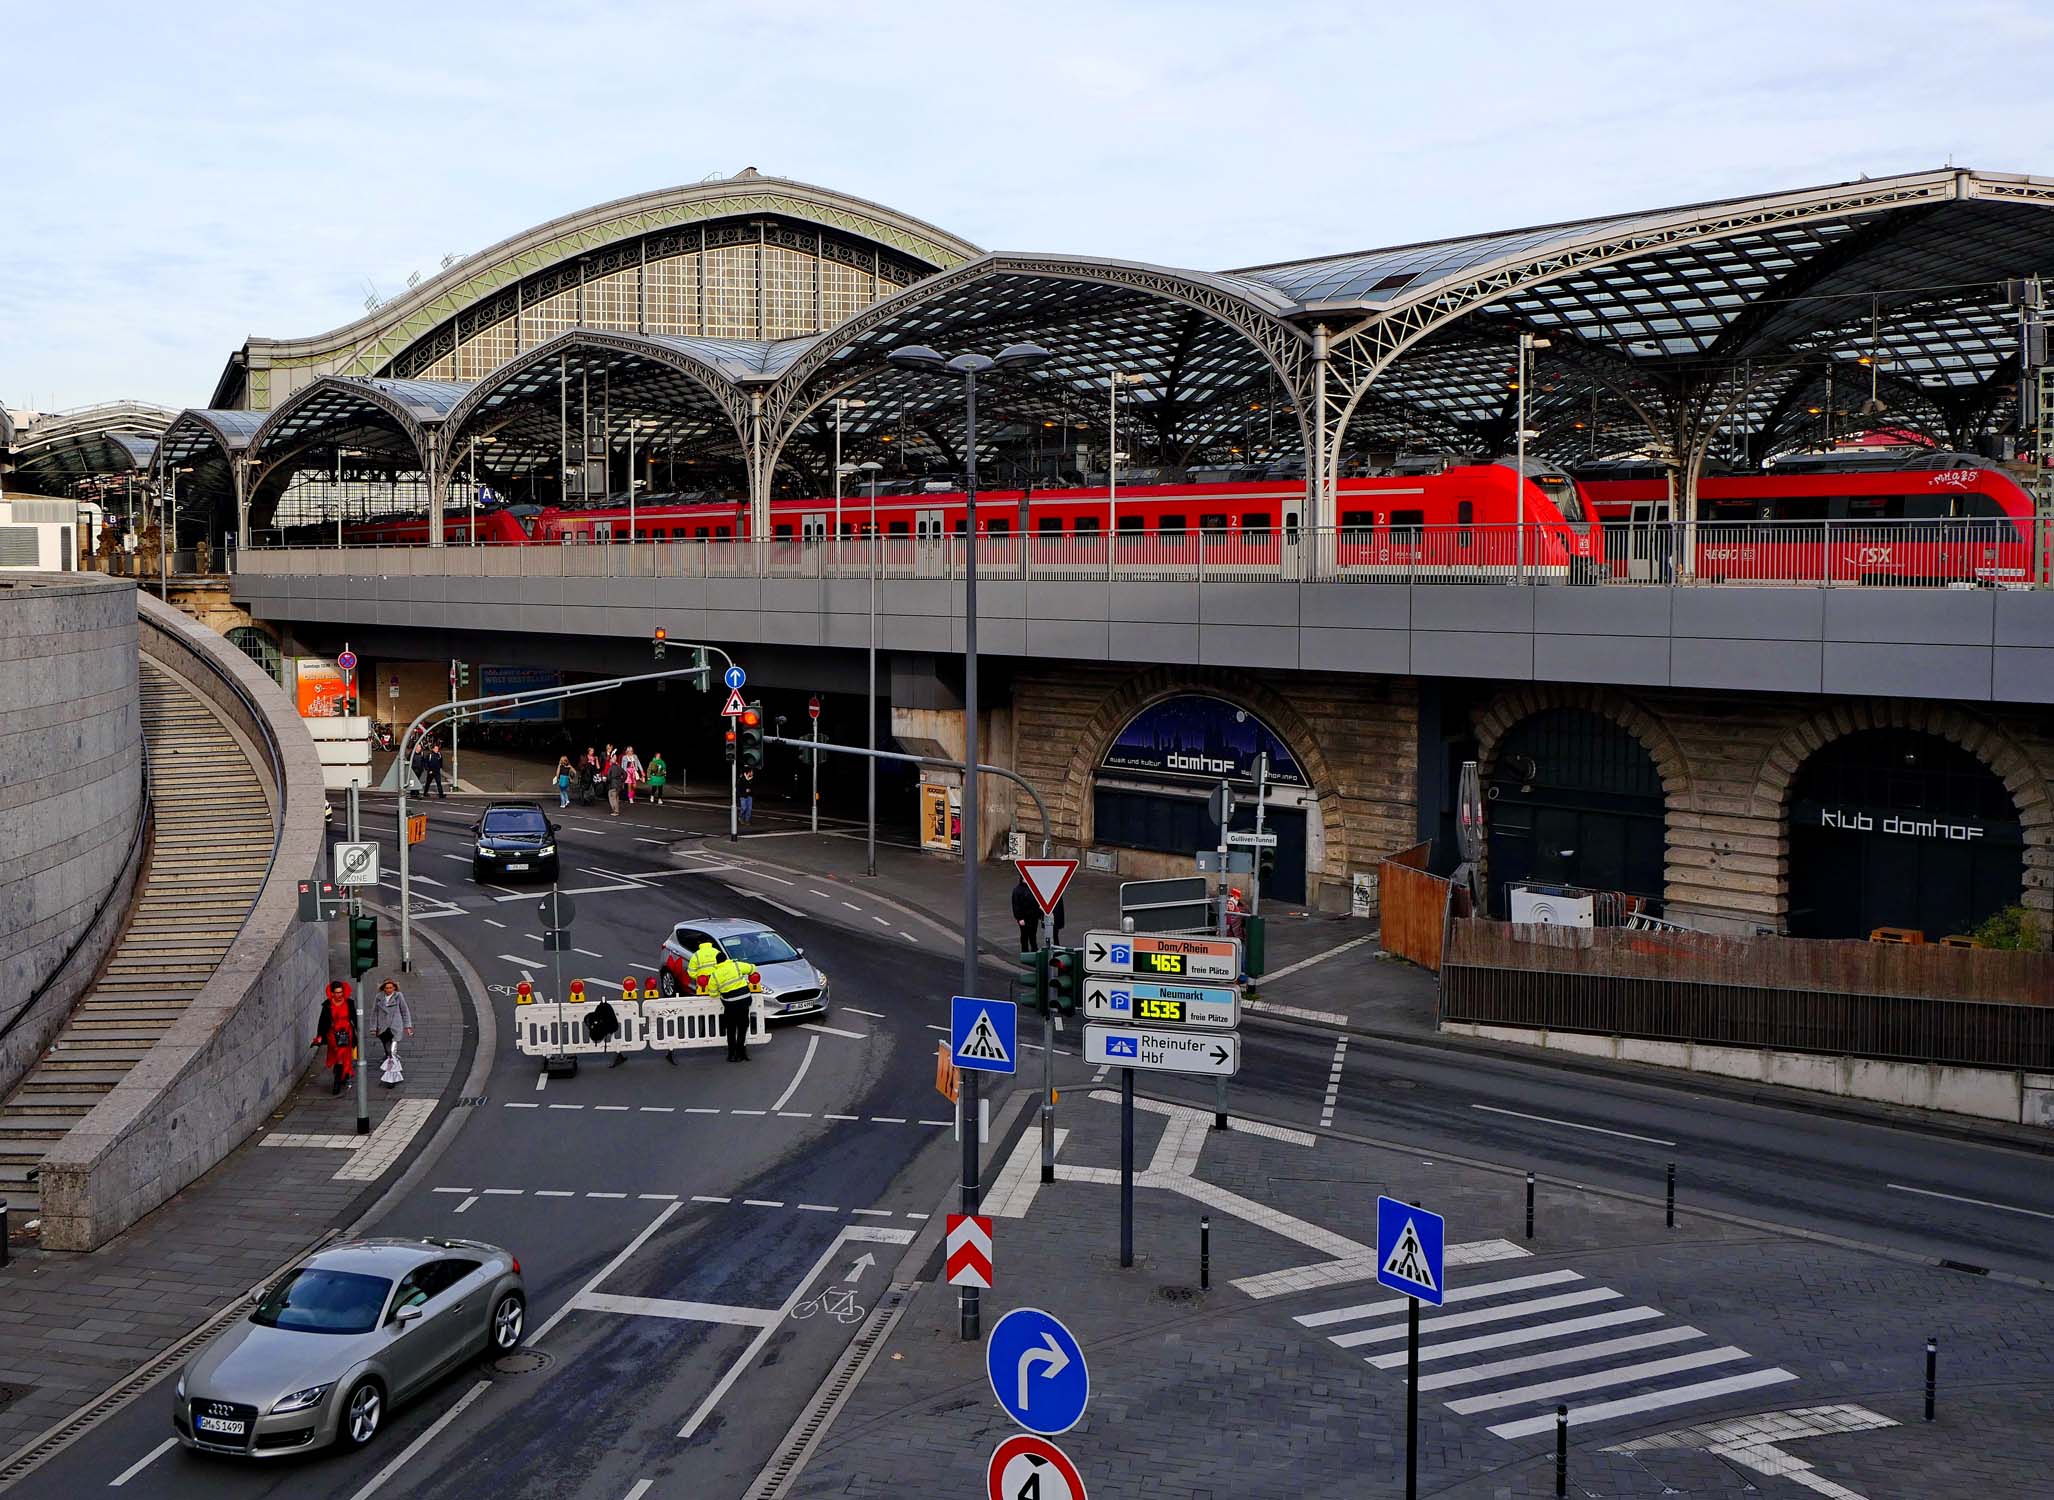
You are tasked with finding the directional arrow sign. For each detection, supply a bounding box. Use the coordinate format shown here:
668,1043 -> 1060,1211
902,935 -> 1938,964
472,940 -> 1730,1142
723,665 -> 746,690
1084,1024 -> 1240,1077
1082,978 -> 1238,1030
987,1307 -> 1088,1435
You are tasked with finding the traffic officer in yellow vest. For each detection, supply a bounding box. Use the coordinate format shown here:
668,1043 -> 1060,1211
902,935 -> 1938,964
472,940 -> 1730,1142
685,940 -> 720,997
711,951 -> 760,1062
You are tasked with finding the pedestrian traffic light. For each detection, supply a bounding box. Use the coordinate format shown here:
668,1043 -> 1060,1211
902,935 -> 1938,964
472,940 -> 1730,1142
1016,947 -> 1050,1015
1049,946 -> 1082,1016
348,913 -> 379,978
738,703 -> 765,772
652,626 -> 667,661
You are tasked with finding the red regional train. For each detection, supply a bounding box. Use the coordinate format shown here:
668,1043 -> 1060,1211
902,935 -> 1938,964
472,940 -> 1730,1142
1578,449 -> 2039,586
347,460 -> 1604,580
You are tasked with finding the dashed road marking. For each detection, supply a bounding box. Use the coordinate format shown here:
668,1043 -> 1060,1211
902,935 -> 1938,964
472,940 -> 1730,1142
1322,1037 -> 1348,1129
1472,1104 -> 1676,1147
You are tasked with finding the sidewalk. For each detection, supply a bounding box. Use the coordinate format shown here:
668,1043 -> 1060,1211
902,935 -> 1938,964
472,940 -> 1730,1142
0,914 -> 474,1467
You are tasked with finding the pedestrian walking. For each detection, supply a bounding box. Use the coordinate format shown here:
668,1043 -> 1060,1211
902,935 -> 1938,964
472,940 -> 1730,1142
1011,875 -> 1040,955
554,754 -> 574,809
313,980 -> 356,1095
580,747 -> 600,806
408,741 -> 429,795
623,745 -> 644,805
424,741 -> 447,799
646,751 -> 669,805
373,979 -> 414,1087
606,754 -> 626,816
712,950 -> 761,1061
738,768 -> 755,826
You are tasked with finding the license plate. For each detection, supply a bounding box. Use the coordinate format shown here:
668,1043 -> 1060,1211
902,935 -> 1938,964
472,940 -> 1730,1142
196,1415 -> 246,1436
504,863 -> 528,872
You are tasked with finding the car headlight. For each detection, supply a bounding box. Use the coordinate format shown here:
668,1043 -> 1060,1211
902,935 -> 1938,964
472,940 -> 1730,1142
539,844 -> 556,856
477,845 -> 495,856
271,1382 -> 333,1415
815,969 -> 828,987
175,1371 -> 186,1401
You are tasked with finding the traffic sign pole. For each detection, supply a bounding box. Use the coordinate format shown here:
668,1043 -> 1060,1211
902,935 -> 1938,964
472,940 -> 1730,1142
1120,1066 -> 1135,1267
1406,1298 -> 1421,1500
1040,915 -> 1055,1185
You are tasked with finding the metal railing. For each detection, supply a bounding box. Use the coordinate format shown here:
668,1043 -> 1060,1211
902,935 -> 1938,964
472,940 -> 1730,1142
236,516 -> 2049,589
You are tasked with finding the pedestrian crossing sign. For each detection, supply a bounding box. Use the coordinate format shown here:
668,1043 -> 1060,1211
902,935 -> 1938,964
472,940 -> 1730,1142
950,995 -> 1017,1075
1375,1195 -> 1445,1306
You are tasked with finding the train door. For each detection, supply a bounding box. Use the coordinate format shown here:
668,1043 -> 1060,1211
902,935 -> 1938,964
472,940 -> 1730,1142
1623,501 -> 1669,581
593,520 -> 614,544
799,513 -> 827,546
914,509 -> 947,576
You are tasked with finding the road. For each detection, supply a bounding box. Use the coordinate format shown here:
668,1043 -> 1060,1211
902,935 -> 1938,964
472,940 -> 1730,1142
15,793 -> 2047,1497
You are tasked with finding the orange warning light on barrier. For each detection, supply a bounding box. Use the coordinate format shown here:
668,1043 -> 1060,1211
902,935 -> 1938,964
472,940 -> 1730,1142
515,980 -> 534,1005
695,972 -> 711,993
567,979 -> 586,1003
643,977 -> 661,1000
747,970 -> 762,991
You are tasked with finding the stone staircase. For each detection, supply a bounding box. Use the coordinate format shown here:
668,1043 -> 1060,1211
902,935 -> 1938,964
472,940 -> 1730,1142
0,656 -> 274,1227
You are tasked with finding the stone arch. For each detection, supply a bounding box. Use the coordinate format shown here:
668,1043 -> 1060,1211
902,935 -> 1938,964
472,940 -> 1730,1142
1472,685 -> 1692,803
1048,666 -> 1351,885
1754,700 -> 2054,932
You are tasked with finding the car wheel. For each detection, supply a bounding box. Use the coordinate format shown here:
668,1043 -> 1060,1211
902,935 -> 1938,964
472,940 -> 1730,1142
340,1379 -> 383,1450
659,969 -> 679,997
472,863 -> 487,883
490,1292 -> 525,1352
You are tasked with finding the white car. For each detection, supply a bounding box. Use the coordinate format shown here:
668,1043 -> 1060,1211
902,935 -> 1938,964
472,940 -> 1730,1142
658,917 -> 828,1019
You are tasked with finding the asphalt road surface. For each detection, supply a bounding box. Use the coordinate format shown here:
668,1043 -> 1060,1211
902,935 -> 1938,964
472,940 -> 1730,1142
16,797 -> 2047,1497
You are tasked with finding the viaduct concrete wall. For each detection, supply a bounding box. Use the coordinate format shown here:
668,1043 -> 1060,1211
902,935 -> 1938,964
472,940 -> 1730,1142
0,575 -> 144,1093
38,593 -> 327,1252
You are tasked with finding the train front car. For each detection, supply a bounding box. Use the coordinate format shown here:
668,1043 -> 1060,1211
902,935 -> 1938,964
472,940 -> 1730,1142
1331,460 -> 1598,582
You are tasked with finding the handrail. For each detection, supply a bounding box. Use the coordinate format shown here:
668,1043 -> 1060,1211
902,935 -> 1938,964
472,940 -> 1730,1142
0,700 -> 154,1047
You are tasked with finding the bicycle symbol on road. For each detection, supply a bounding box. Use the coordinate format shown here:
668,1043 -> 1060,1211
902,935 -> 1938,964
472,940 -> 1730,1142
790,1283 -> 864,1324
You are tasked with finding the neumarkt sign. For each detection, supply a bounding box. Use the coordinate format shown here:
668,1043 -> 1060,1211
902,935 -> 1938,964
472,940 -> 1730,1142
1802,801 -> 2021,845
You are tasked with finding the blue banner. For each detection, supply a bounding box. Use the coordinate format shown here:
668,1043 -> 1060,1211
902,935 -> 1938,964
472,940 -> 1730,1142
1100,694 -> 1303,786
479,666 -> 562,721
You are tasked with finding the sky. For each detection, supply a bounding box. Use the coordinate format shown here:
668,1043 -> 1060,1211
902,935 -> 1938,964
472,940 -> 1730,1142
5,0 -> 2051,412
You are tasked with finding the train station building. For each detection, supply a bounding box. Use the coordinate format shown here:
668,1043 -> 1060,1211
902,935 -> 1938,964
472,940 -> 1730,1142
10,166 -> 2053,944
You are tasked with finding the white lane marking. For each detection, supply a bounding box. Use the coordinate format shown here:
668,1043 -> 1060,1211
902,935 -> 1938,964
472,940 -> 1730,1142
1296,1270 -> 1582,1328
527,1202 -> 682,1347
843,1007 -> 885,1018
825,1113 -> 858,1121
109,1436 -> 177,1487
1888,1183 -> 2054,1221
1420,1326 -> 1708,1391
676,1225 -> 916,1441
595,867 -> 707,880
623,1482 -> 654,1500
736,870 -> 794,886
872,915 -> 891,926
771,1033 -> 820,1113
732,1108 -> 766,1116
578,1292 -> 779,1327
1321,1036 -> 1348,1129
1366,1306 -> 1663,1368
499,953 -> 548,968
778,1111 -> 812,1119
453,1196 -> 479,1214
1486,1368 -> 1797,1440
871,1116 -> 906,1124
1257,935 -> 1374,983
412,874 -> 446,888
754,896 -> 808,918
797,1203 -> 837,1213
438,854 -> 471,864
925,1024 -> 948,1035
1471,1104 -> 1676,1147
809,890 -> 833,900
1450,1346 -> 1751,1415
633,837 -> 669,844
506,1102 -> 539,1109
1334,1287 -> 1623,1348
639,1193 -> 678,1201
588,1192 -> 628,1199
557,882 -> 644,897
691,1195 -> 731,1204
640,1106 -> 676,1113
1244,998 -> 1350,1026
744,1199 -> 784,1208
594,1105 -> 629,1113
535,1190 -> 575,1198
483,1188 -> 522,1195
345,1382 -> 492,1500
686,1106 -> 720,1114
900,932 -> 917,943
431,1187 -> 472,1194
484,918 -> 507,929
801,1022 -> 867,1040
574,947 -> 605,959
840,901 -> 861,912
916,1119 -> 952,1127
534,1072 -> 547,1092
851,1208 -> 892,1217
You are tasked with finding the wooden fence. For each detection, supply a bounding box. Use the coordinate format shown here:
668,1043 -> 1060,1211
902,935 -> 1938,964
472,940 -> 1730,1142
1442,920 -> 2054,1070
1379,843 -> 1452,972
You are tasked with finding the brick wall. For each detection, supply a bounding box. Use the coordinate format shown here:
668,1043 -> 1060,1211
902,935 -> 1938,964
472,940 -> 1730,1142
1006,665 -> 1419,911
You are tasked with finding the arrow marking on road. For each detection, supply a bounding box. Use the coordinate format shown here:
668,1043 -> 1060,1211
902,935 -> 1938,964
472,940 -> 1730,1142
844,1251 -> 876,1282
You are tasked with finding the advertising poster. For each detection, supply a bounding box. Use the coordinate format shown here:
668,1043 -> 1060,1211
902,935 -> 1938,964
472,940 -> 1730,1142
479,666 -> 563,720
294,658 -> 351,718
921,783 -> 961,852
1101,694 -> 1304,786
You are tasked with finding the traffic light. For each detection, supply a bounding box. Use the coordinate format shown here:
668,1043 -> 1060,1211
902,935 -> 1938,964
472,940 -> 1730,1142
1256,846 -> 1277,892
348,913 -> 379,978
1016,947 -> 1050,1016
691,646 -> 709,690
1049,946 -> 1082,1016
738,702 -> 765,772
457,661 -> 470,690
724,725 -> 737,762
652,626 -> 667,661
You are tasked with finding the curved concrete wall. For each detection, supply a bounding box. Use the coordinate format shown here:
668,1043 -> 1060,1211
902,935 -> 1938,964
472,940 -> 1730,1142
39,592 -> 327,1252
0,575 -> 144,1087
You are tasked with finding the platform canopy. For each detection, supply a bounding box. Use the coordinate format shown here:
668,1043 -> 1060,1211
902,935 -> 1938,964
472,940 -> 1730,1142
5,401 -> 174,496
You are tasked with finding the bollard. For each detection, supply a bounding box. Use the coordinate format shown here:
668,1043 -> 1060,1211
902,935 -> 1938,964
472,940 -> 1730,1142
1200,1215 -> 1211,1291
0,1198 -> 8,1269
1924,1336 -> 1936,1421
1554,1404 -> 1567,1496
1665,1162 -> 1676,1229
1525,1172 -> 1535,1240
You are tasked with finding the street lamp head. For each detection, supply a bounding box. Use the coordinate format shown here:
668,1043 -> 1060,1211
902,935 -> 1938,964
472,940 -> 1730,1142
994,342 -> 1054,372
859,461 -> 883,473
886,344 -> 947,372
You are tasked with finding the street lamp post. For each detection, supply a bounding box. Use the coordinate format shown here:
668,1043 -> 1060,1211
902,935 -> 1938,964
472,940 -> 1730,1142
160,465 -> 192,602
1515,333 -> 1550,585
832,397 -> 867,559
1107,370 -> 1151,564
888,339 -> 1052,1343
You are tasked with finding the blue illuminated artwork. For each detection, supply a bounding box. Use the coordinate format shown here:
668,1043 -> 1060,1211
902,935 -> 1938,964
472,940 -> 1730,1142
479,666 -> 563,721
1100,695 -> 1303,786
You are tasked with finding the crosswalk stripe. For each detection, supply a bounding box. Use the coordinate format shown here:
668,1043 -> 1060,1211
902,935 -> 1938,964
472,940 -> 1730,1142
1446,1345 -> 1749,1414
1367,1307 -> 1663,1369
1485,1367 -> 1797,1440
1333,1287 -> 1620,1349
1295,1270 -> 1581,1329
1417,1325 -> 1705,1390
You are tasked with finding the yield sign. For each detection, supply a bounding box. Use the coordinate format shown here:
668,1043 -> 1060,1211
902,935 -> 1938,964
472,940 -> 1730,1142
720,688 -> 748,717
1014,858 -> 1078,916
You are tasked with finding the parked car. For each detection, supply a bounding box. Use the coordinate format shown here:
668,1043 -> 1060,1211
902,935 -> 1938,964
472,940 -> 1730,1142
658,916 -> 829,1019
470,801 -> 559,883
173,1238 -> 524,1456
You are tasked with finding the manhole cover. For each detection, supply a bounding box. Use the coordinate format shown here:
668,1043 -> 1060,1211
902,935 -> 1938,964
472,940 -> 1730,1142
1382,1077 -> 1417,1090
1157,1285 -> 1200,1302
491,1350 -> 553,1375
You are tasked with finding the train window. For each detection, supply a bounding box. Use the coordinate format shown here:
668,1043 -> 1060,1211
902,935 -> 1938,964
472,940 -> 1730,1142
1199,512 -> 1228,533
1341,509 -> 1375,530
1456,500 -> 1474,546
1116,515 -> 1144,535
1038,516 -> 1064,535
953,518 -> 967,535
715,526 -> 733,538
1835,495 -> 1899,521
1239,512 -> 1271,533
1158,514 -> 1186,536
840,521 -> 855,538
1900,495 -> 1951,521
988,517 -> 1010,536
1961,495 -> 2007,519
1391,509 -> 1425,530
774,523 -> 796,539
1766,496 -> 1829,522
887,520 -> 911,535
1075,516 -> 1101,535
693,526 -> 710,539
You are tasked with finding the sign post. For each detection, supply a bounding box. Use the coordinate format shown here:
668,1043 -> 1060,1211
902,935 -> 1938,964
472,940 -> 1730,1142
1376,1196 -> 1447,1500
538,889 -> 577,1075
808,694 -> 821,835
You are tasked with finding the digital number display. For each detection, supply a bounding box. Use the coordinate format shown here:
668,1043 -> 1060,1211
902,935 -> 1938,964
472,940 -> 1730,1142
1141,952 -> 1186,975
1136,997 -> 1186,1023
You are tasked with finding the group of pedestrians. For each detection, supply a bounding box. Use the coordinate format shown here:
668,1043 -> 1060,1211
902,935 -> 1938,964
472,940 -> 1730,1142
313,977 -> 415,1095
554,745 -> 669,812
407,739 -> 448,797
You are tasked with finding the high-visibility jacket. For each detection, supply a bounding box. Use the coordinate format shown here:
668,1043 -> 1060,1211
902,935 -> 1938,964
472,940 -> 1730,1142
711,956 -> 759,998
686,942 -> 720,993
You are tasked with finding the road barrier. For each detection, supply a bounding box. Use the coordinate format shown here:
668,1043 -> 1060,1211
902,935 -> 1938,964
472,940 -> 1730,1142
514,994 -> 767,1060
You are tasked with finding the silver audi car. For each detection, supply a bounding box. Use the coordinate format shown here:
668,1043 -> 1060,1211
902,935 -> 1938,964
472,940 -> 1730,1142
174,1237 -> 524,1457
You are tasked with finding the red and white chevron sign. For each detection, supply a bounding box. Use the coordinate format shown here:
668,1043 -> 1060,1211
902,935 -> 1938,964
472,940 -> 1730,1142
946,1213 -> 994,1289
